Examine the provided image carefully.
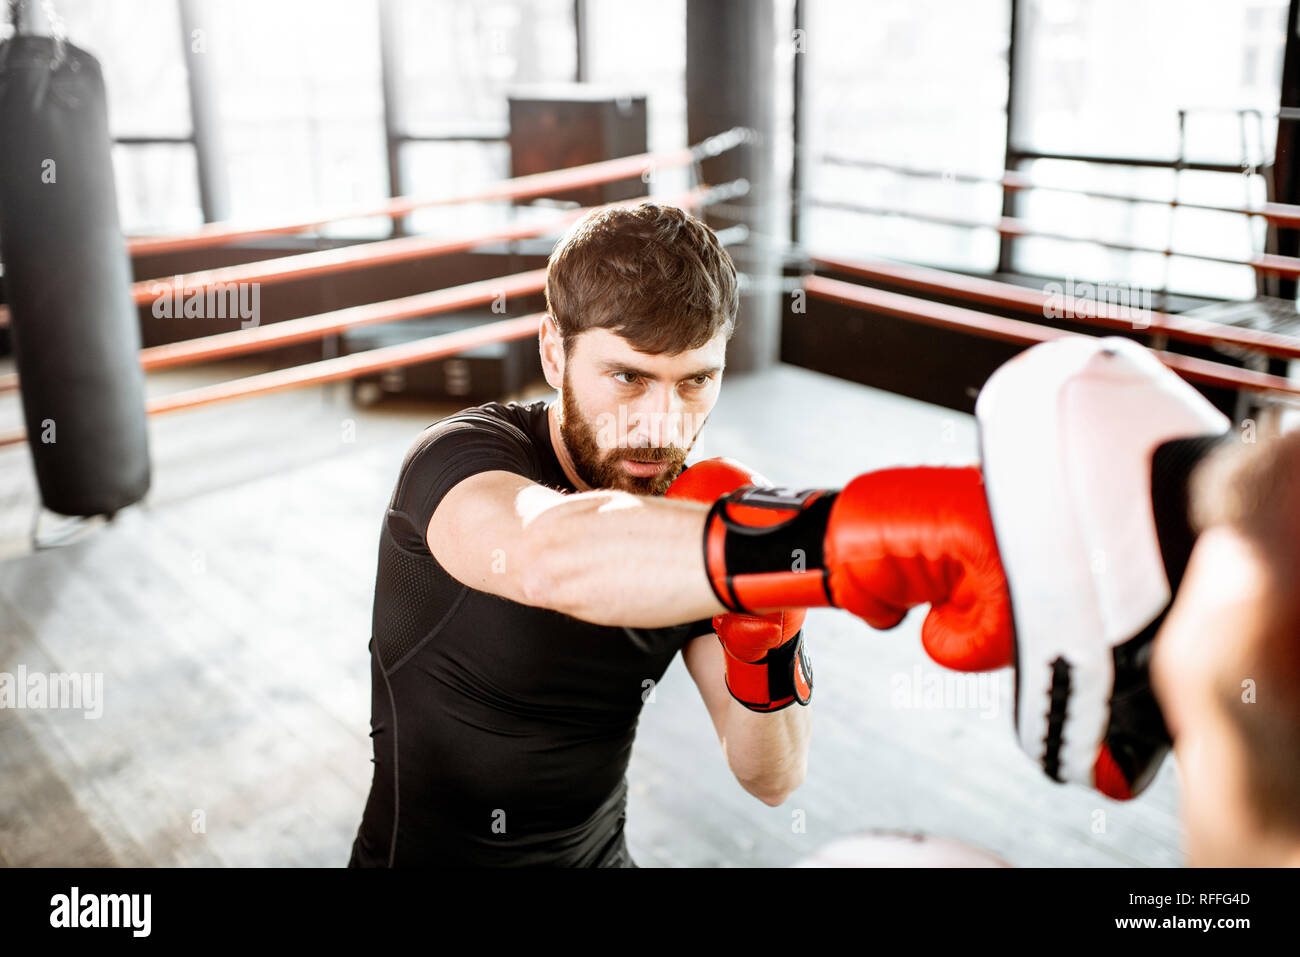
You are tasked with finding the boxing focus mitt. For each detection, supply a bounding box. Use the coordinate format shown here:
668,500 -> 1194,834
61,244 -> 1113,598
976,336 -> 1230,799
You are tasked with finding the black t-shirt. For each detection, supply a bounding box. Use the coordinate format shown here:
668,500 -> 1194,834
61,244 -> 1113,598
348,398 -> 712,867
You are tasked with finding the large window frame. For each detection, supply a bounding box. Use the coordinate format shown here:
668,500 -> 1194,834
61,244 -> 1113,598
117,0 -> 1300,300
789,0 -> 1300,301
131,0 -> 588,228
997,0 -> 1288,299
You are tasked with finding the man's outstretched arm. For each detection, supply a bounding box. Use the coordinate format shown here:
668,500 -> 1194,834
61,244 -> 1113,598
427,469 -> 728,628
429,461 -> 1016,673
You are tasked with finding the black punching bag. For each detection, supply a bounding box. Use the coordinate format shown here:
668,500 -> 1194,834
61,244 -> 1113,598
0,35 -> 150,516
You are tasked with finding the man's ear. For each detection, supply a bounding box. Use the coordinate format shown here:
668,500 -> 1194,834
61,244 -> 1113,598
538,314 -> 564,390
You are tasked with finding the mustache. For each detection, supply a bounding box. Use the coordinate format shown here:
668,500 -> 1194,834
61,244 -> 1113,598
617,449 -> 687,464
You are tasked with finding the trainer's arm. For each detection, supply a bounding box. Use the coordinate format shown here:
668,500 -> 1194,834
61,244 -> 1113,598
681,633 -> 811,806
427,469 -> 729,628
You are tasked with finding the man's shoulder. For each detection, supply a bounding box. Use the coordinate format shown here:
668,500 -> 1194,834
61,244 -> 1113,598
471,398 -> 550,432
394,399 -> 548,479
434,397 -> 547,432
409,398 -> 545,444
385,399 -> 552,521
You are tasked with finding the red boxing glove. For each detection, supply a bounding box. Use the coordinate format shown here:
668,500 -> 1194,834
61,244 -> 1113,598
667,459 -> 813,712
711,609 -> 811,713
700,466 -> 1013,672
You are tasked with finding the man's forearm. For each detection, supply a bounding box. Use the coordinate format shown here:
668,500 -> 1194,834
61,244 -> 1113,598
723,699 -> 812,806
521,489 -> 729,627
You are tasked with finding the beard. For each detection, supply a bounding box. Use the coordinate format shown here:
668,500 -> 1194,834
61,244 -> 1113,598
558,375 -> 696,495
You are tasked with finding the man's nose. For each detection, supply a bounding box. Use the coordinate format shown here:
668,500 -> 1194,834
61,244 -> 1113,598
626,386 -> 689,448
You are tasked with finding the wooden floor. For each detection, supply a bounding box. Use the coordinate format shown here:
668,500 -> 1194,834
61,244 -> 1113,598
0,357 -> 1187,867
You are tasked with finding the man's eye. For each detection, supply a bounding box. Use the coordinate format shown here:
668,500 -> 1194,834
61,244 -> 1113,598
690,375 -> 712,386
614,372 -> 640,385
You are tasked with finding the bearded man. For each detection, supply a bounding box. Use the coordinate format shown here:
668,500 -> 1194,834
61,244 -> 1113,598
348,203 -> 1012,867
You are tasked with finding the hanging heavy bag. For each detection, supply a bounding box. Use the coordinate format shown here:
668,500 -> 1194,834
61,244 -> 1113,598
0,33 -> 151,517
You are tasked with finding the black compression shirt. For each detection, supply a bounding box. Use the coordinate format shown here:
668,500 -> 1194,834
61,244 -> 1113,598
348,398 -> 711,867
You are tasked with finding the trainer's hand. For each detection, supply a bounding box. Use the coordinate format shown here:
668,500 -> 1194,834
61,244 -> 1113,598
667,459 -> 813,711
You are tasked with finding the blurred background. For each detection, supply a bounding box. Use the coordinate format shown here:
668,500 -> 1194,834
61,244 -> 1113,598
35,0 -> 1293,300
1,0 -> 1297,868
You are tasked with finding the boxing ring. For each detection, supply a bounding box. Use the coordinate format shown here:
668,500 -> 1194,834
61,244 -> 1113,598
0,133 -> 749,448
816,152 -> 1300,279
2,128 -> 1296,460
1,127 -> 1295,870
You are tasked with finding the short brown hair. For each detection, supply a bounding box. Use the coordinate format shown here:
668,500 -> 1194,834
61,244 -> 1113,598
1191,429 -> 1300,551
1190,428 -> 1300,835
544,202 -> 739,356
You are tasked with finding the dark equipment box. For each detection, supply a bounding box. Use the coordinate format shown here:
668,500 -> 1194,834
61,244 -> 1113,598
343,314 -> 541,405
508,86 -> 649,208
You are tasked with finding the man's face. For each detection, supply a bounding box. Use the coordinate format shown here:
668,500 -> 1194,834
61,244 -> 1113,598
555,327 -> 725,495
1150,526 -> 1278,866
